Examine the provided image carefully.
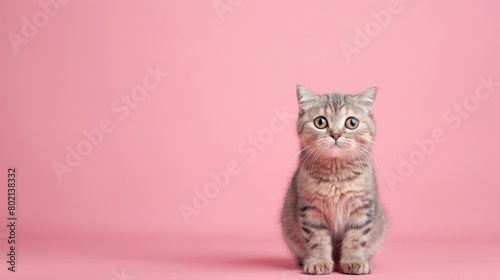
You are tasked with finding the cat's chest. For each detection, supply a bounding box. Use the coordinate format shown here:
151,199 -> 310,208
321,183 -> 363,211
330,188 -> 366,232
307,173 -> 367,202
303,181 -> 369,232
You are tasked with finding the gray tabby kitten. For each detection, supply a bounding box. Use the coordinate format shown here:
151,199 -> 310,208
281,86 -> 386,275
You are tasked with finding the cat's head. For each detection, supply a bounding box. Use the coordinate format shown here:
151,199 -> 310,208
296,86 -> 377,159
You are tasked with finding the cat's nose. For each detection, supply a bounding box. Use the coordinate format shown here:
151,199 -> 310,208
331,134 -> 341,141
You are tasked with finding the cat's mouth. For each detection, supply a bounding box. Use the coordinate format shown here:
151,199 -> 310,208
322,142 -> 348,157
327,139 -> 359,158
324,148 -> 348,160
329,141 -> 344,149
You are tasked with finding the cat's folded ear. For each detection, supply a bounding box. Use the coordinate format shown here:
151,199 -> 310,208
296,85 -> 317,104
354,87 -> 377,115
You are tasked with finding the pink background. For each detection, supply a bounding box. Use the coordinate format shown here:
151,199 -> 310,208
1,1 -> 500,279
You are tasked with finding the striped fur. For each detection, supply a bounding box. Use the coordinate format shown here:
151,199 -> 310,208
280,86 -> 387,275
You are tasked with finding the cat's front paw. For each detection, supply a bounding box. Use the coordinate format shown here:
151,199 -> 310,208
340,259 -> 372,275
303,258 -> 333,275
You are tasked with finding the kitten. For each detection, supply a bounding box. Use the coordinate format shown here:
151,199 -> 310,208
280,86 -> 387,275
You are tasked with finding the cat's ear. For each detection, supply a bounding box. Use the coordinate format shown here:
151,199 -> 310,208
296,85 -> 317,104
354,87 -> 377,115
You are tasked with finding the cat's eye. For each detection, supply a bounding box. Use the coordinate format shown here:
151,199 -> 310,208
314,117 -> 328,129
345,117 -> 359,130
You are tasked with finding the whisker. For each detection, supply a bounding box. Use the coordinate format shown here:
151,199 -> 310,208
279,145 -> 310,183
297,145 -> 323,182
307,144 -> 327,181
297,139 -> 329,182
